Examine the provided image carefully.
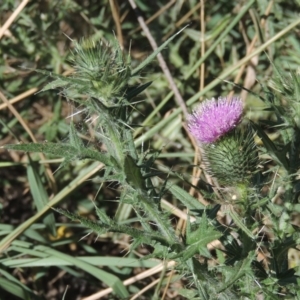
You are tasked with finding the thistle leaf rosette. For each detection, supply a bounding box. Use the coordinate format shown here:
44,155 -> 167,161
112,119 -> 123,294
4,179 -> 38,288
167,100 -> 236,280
188,97 -> 258,185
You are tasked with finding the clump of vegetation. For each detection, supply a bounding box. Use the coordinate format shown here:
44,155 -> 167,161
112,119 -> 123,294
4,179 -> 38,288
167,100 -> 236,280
1,1 -> 300,299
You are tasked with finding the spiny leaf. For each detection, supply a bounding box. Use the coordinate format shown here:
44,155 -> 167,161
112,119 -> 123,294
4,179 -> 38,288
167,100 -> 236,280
183,213 -> 221,260
228,207 -> 255,240
167,182 -> 205,210
251,121 -> 289,169
125,81 -> 152,100
123,154 -> 146,190
54,208 -> 172,246
3,142 -> 117,168
33,68 -> 88,91
69,121 -> 84,150
216,252 -> 255,293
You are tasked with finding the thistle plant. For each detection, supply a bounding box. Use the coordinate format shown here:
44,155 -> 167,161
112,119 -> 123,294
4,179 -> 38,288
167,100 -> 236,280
3,36 -> 300,299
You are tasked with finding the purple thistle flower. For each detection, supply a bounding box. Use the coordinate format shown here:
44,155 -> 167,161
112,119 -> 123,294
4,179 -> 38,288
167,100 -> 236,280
188,96 -> 243,144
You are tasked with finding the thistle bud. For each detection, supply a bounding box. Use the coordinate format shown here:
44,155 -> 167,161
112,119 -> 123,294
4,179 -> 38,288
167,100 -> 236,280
69,38 -> 131,107
188,97 -> 258,185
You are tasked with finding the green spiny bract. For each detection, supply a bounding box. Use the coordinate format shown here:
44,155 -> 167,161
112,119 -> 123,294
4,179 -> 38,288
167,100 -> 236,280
203,127 -> 258,185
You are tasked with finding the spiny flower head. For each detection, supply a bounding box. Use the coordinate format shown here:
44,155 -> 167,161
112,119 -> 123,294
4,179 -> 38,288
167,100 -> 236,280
69,38 -> 131,107
188,97 -> 244,144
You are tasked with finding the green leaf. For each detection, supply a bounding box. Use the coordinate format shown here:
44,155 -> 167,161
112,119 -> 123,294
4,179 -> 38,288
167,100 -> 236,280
123,154 -> 145,190
3,142 -> 117,168
125,81 -> 152,100
34,245 -> 129,298
3,255 -> 159,269
184,213 -> 221,260
69,121 -> 84,150
55,208 -> 171,246
40,78 -> 70,92
184,14 -> 231,42
228,207 -> 255,240
27,158 -> 56,236
0,267 -> 37,299
167,183 -> 205,210
216,252 -> 255,293
251,121 -> 289,169
0,277 -> 33,300
33,68 -> 88,90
